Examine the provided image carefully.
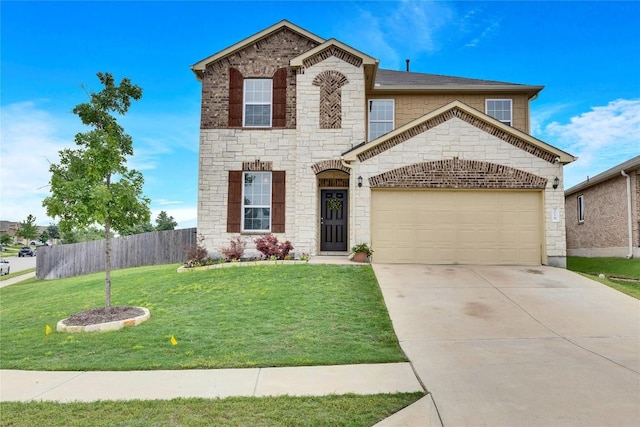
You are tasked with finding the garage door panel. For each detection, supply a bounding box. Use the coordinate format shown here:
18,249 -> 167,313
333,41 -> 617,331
371,190 -> 542,265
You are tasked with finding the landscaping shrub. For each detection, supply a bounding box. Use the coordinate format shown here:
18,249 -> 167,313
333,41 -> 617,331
254,234 -> 293,260
219,236 -> 247,261
183,234 -> 208,266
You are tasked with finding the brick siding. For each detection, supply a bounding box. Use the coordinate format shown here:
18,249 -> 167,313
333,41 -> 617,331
369,158 -> 547,189
200,28 -> 320,129
566,169 -> 640,256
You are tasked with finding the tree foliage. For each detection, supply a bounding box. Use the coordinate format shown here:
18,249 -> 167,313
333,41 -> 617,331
47,224 -> 60,239
42,72 -> 150,309
155,211 -> 177,231
0,234 -> 13,246
16,214 -> 39,242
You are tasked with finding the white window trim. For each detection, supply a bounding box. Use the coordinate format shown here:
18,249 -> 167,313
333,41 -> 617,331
577,194 -> 585,223
485,99 -> 512,126
243,79 -> 272,128
241,171 -> 272,232
368,99 -> 395,141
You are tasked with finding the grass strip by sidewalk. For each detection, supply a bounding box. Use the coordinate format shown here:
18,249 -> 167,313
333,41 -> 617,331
0,267 -> 36,282
0,264 -> 406,370
0,393 -> 425,427
567,256 -> 640,299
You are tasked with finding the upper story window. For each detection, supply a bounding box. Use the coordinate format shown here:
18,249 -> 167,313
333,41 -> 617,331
243,171 -> 272,232
486,99 -> 512,126
369,99 -> 394,141
244,79 -> 272,127
577,194 -> 585,223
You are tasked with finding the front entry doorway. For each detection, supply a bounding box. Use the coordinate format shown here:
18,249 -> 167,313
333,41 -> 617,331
320,189 -> 348,251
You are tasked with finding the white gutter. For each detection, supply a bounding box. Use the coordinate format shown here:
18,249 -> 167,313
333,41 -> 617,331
621,170 -> 633,259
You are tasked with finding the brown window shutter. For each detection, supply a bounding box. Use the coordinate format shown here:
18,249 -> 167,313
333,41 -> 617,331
271,171 -> 286,233
227,171 -> 242,232
229,68 -> 243,127
272,68 -> 287,128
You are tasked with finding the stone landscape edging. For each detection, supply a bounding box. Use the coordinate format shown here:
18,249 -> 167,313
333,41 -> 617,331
57,307 -> 151,333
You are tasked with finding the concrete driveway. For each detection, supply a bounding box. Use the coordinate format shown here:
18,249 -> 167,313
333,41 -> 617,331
374,264 -> 640,427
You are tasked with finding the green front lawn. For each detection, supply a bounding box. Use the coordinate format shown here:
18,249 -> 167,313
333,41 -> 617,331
0,264 -> 407,370
1,393 -> 424,427
567,256 -> 640,299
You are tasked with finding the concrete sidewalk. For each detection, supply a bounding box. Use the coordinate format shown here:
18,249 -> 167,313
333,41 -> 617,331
0,363 -> 423,402
0,271 -> 36,288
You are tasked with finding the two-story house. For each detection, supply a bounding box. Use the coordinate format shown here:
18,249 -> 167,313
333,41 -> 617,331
191,20 -> 575,267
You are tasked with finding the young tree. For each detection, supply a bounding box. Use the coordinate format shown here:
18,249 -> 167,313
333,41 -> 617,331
43,72 -> 150,310
16,214 -> 39,243
155,210 -> 177,231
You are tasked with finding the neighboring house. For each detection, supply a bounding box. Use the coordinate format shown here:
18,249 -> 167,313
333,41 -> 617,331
565,155 -> 640,258
191,20 -> 575,266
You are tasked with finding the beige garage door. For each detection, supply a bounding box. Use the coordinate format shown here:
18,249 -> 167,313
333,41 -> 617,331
371,190 -> 542,264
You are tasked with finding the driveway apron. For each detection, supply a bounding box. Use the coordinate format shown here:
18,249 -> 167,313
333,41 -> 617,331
374,264 -> 640,427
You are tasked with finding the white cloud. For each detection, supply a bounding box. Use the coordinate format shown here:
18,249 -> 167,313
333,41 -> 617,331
543,99 -> 640,187
530,102 -> 577,137
336,0 -> 455,68
0,101 -> 77,224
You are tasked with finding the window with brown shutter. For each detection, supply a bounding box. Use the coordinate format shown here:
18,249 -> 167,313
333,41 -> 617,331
272,171 -> 286,232
229,68 -> 243,127
227,170 -> 286,233
227,171 -> 242,232
272,68 -> 287,128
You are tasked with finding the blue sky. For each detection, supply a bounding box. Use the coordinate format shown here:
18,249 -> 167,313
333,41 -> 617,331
1,0 -> 639,228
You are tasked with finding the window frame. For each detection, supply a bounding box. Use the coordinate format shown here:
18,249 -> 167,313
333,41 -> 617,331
243,78 -> 273,128
242,171 -> 272,232
485,99 -> 513,126
368,99 -> 395,141
577,194 -> 585,223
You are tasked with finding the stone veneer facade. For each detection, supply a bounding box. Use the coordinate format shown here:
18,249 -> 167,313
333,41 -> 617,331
198,34 -> 365,256
196,24 -> 569,265
349,117 -> 567,266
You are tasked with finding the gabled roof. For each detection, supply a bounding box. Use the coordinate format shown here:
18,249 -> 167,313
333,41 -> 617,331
373,69 -> 544,98
342,100 -> 575,164
565,155 -> 640,196
190,20 -> 325,80
290,38 -> 378,68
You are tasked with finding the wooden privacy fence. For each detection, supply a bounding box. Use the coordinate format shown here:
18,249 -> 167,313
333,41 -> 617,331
36,228 -> 198,280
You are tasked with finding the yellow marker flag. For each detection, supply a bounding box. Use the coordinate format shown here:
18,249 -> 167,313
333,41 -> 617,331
45,325 -> 52,335
170,335 -> 178,346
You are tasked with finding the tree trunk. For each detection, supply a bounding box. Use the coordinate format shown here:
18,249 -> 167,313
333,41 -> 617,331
105,216 -> 112,311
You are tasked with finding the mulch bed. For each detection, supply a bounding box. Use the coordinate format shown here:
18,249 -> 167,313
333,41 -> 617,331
63,306 -> 145,326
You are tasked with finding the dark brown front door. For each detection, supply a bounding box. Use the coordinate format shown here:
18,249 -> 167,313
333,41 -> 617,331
320,190 -> 348,251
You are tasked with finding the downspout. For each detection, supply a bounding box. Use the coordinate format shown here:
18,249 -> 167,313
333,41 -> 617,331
621,170 -> 633,259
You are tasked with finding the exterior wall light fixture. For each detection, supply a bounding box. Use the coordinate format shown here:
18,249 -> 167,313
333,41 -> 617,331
357,176 -> 363,187
552,176 -> 560,190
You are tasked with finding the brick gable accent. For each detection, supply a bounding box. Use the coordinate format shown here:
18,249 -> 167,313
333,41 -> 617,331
369,158 -> 547,189
311,159 -> 351,175
313,70 -> 349,129
200,28 -> 320,129
299,46 -> 363,70
357,107 -> 558,163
